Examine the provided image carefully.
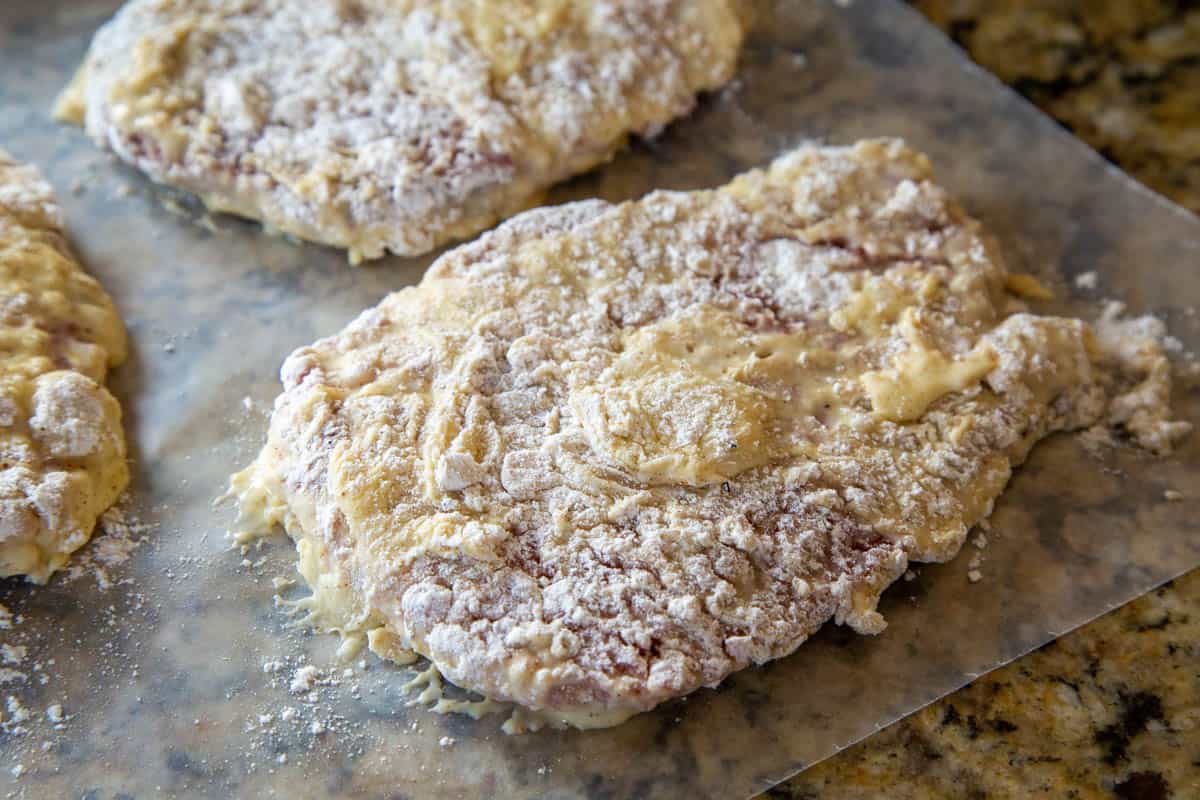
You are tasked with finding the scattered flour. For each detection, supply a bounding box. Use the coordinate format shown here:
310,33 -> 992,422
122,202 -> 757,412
967,551 -> 985,584
0,495 -> 155,782
5,696 -> 30,727
61,498 -> 151,589
289,665 -> 321,695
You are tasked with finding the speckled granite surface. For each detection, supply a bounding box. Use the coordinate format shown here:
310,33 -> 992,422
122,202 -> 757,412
769,3 -> 1200,797
769,575 -> 1200,798
915,0 -> 1200,215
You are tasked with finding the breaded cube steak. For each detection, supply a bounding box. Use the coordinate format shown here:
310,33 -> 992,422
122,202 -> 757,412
232,140 -> 1187,728
59,0 -> 744,262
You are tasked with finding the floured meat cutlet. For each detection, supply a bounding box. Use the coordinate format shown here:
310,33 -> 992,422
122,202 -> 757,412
0,150 -> 130,583
57,0 -> 744,263
231,139 -> 1189,729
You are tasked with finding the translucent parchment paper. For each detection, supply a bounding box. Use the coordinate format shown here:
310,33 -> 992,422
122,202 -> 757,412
1,1 -> 1198,797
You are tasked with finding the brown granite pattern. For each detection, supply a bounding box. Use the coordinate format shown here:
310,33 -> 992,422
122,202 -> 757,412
768,573 -> 1200,798
768,3 -> 1200,797
915,0 -> 1200,215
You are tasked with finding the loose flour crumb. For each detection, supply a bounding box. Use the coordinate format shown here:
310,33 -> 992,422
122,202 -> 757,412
4,696 -> 30,732
290,666 -> 320,694
60,497 -> 151,589
1079,424 -> 1117,458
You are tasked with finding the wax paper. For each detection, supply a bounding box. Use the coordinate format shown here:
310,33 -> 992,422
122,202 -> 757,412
0,1 -> 1197,797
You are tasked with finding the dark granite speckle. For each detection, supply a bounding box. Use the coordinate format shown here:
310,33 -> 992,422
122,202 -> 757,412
1095,691 -> 1165,765
1114,771 -> 1170,800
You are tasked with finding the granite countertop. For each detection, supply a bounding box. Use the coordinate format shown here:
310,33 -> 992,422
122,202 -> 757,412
769,2 -> 1200,797
916,0 -> 1200,215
